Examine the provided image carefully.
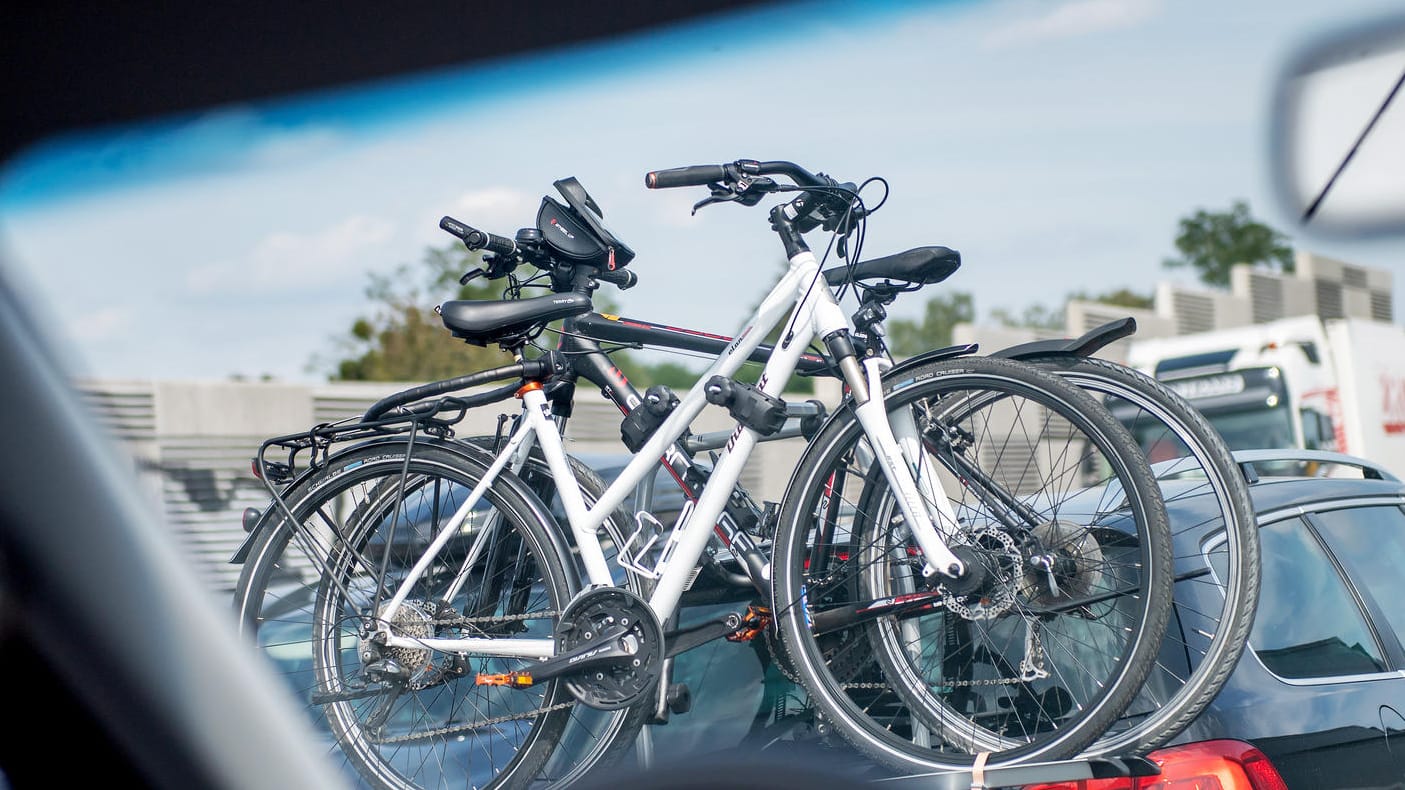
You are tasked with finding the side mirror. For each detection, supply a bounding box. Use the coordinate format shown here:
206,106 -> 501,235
1269,11 -> 1405,238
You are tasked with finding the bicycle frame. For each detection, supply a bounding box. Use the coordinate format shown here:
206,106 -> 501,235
374,245 -> 969,661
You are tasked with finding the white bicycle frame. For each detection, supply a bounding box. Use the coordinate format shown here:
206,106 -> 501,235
375,247 -> 969,660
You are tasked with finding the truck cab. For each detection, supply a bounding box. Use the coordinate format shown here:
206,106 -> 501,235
1125,315 -> 1405,479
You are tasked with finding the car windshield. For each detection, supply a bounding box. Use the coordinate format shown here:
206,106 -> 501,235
3,2 -> 1403,788
1140,402 -> 1292,452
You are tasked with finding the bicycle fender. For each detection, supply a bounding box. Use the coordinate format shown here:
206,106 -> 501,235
874,342 -> 979,384
990,317 -> 1137,361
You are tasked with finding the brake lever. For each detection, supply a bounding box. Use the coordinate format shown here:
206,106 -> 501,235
459,268 -> 487,285
690,176 -> 779,214
692,185 -> 737,215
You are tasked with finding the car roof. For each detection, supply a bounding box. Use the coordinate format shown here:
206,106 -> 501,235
1095,452 -> 1405,550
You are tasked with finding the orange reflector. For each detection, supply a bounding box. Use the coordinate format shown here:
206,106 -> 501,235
476,672 -> 533,687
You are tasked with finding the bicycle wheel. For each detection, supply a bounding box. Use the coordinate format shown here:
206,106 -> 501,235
234,439 -> 577,790
771,355 -> 1173,774
1026,355 -> 1259,756
462,436 -> 654,786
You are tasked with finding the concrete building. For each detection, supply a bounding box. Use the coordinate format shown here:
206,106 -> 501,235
79,376 -> 834,595
954,251 -> 1395,362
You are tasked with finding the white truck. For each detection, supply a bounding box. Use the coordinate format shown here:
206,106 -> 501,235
1125,314 -> 1405,478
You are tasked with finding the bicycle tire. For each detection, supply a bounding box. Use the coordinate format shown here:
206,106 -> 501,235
234,439 -> 577,790
1028,355 -> 1259,756
771,355 -> 1173,774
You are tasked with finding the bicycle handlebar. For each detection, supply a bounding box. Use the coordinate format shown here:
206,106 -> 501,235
363,364 -> 526,423
595,268 -> 637,289
645,164 -> 729,189
645,159 -> 828,190
440,216 -> 517,258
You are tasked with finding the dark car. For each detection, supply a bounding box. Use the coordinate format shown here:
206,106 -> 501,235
1077,448 -> 1405,789
584,448 -> 1405,789
972,447 -> 1405,789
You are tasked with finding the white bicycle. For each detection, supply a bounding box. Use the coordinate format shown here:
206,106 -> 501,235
233,159 -> 1174,787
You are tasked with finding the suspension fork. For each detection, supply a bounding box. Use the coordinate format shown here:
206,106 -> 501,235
847,353 -> 967,580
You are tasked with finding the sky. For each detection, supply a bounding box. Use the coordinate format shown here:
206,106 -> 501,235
1,0 -> 1402,384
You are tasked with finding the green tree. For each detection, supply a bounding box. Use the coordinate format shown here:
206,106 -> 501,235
988,287 -> 1152,334
886,291 -> 976,357
615,358 -> 701,391
1163,200 -> 1294,287
1067,287 -> 1153,310
316,245 -> 514,381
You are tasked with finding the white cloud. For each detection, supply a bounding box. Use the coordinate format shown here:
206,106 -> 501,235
445,187 -> 536,232
246,126 -> 346,167
402,187 -> 538,250
186,214 -> 396,294
984,0 -> 1162,48
69,306 -> 133,342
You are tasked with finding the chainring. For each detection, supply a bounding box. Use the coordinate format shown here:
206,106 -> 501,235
558,587 -> 663,711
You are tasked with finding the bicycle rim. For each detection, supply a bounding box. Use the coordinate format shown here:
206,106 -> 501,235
485,441 -> 654,787
1032,355 -> 1259,755
772,356 -> 1173,773
236,442 -> 573,790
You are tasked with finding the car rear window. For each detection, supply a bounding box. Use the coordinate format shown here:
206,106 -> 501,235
1237,517 -> 1387,679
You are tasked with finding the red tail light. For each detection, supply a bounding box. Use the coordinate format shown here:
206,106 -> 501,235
1022,740 -> 1288,790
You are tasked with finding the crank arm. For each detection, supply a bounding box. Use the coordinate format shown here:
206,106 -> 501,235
663,611 -> 744,659
478,625 -> 634,688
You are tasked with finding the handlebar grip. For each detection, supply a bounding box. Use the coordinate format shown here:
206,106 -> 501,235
439,216 -> 517,257
645,165 -> 728,189
596,268 -> 637,289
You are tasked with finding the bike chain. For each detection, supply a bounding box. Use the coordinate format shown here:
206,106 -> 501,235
841,675 -> 1028,690
426,609 -> 562,626
362,608 -> 568,743
373,700 -> 577,745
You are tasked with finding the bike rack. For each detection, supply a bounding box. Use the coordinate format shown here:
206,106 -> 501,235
876,754 -> 1160,789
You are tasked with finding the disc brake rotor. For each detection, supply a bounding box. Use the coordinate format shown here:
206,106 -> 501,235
941,527 -> 1022,620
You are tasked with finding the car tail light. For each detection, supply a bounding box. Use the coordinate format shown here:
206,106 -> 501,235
1022,740 -> 1288,790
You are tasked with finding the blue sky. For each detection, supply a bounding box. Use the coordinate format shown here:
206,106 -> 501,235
1,0 -> 1401,383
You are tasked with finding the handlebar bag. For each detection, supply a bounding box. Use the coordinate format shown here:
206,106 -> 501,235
536,177 -> 636,269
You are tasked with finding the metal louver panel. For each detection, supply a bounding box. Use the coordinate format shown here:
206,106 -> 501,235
154,435 -> 270,594
1171,291 -> 1215,335
1316,280 -> 1343,319
1372,290 -> 1394,322
1248,273 -> 1284,324
75,381 -> 156,440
